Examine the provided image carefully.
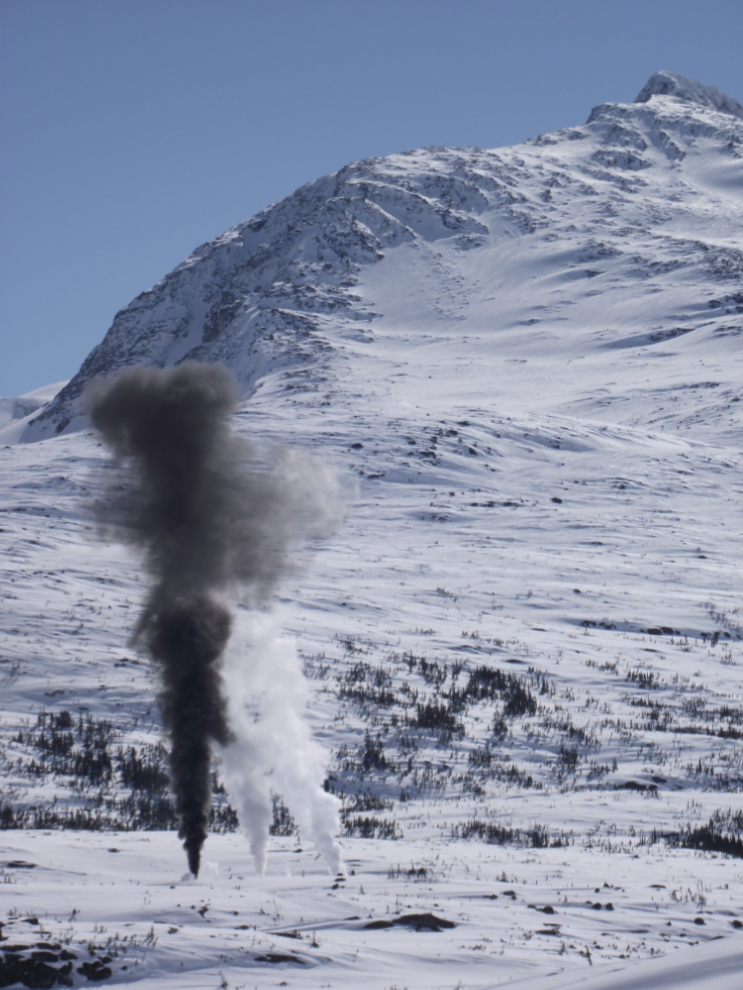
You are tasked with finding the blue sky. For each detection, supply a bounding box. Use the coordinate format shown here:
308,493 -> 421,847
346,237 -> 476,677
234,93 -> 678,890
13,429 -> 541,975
2,0 -> 742,397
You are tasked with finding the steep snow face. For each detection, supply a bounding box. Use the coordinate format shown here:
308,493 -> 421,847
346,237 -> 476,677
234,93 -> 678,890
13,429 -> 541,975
19,72 -> 742,442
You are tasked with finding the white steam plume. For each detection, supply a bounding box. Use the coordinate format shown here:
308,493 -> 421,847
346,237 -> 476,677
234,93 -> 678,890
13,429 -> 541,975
220,609 -> 343,875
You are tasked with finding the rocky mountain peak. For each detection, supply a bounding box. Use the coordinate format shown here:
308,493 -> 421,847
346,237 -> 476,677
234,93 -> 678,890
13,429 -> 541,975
634,70 -> 743,119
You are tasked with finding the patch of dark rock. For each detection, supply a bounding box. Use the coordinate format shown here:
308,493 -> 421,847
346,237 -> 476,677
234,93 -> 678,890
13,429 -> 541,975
551,497 -> 563,503
77,959 -> 113,980
269,931 -> 303,940
694,917 -> 706,925
350,443 -> 363,449
397,913 -> 456,931
0,957 -> 61,989
59,950 -> 77,961
731,919 -> 742,929
31,951 -> 59,963
502,890 -> 517,899
57,963 -> 74,986
254,953 -> 306,965
364,913 -> 456,932
6,861 -> 36,869
537,928 -> 562,936
529,905 -> 556,914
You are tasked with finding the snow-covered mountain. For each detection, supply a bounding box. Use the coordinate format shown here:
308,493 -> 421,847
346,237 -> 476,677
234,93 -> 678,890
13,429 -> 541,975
17,70 -> 742,444
2,72 -> 743,990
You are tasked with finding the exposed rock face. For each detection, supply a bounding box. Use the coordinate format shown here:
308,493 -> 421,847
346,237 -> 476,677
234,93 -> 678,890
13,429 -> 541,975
23,71 -> 742,442
634,70 -> 743,119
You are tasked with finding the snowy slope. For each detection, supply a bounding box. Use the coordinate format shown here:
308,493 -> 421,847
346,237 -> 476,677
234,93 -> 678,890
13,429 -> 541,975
2,73 -> 743,989
18,72 -> 742,444
0,381 -> 67,440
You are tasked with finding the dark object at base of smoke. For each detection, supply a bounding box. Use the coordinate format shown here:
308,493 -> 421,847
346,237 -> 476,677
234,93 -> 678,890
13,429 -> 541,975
140,594 -> 233,877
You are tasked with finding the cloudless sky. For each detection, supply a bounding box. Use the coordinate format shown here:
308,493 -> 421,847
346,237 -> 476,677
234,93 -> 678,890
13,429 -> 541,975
1,0 -> 742,396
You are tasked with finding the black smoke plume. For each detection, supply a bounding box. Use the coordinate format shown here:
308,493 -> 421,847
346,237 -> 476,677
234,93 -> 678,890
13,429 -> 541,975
88,361 -> 292,876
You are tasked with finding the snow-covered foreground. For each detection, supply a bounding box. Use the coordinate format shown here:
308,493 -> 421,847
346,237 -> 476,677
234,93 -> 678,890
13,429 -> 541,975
3,829 -> 743,989
2,73 -> 743,988
3,387 -> 743,987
